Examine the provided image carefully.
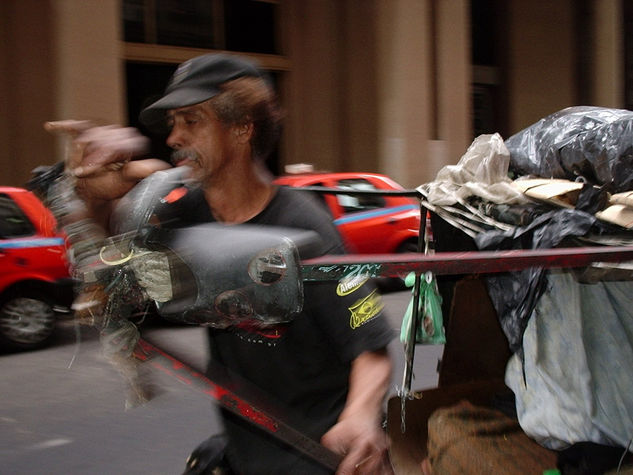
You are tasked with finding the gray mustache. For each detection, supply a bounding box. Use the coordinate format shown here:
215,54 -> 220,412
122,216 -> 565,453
171,149 -> 198,164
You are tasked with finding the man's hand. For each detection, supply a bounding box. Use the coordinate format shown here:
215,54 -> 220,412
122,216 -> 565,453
321,415 -> 392,474
45,121 -> 149,173
46,121 -> 170,199
70,124 -> 155,202
321,349 -> 393,474
45,121 -> 171,227
70,125 -> 149,177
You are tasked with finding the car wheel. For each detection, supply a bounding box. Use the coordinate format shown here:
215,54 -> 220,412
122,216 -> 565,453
396,239 -> 420,254
0,292 -> 56,351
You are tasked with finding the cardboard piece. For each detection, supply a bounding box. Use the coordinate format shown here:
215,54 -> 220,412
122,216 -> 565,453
512,178 -> 583,208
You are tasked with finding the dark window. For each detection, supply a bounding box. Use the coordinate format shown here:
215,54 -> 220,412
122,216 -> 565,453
122,0 -> 145,43
473,83 -> 497,137
471,0 -> 497,67
126,62 -> 178,162
335,179 -> 385,214
123,0 -> 216,47
625,0 -> 633,111
224,0 -> 278,54
0,195 -> 35,238
122,0 -> 279,54
471,0 -> 505,137
156,0 -> 215,48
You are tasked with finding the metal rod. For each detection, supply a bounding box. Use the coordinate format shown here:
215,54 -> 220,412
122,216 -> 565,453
402,272 -> 422,395
301,246 -> 633,280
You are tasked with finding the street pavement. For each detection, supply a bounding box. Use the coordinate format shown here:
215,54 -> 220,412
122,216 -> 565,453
0,290 -> 443,475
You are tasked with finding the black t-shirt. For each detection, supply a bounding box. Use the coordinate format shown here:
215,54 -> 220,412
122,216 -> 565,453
165,185 -> 394,474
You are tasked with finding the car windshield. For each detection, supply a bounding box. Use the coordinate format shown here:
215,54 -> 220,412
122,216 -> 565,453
0,194 -> 35,238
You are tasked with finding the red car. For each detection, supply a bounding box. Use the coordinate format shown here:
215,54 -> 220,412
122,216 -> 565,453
0,187 -> 73,350
274,172 -> 421,254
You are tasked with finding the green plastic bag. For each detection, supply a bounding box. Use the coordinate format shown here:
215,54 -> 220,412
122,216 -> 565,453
400,271 -> 446,345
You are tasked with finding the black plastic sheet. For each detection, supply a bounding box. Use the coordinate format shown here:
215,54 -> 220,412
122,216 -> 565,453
506,106 -> 633,193
475,208 -> 596,353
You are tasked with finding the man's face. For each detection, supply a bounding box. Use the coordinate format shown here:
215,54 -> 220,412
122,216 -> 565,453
165,101 -> 235,184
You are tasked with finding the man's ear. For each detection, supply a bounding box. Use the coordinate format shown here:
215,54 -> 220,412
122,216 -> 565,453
234,122 -> 253,144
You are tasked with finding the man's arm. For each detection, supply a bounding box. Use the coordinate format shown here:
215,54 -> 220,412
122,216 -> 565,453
321,348 -> 393,474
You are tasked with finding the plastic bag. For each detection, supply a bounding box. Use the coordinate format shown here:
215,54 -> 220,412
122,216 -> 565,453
422,133 -> 527,206
505,106 -> 633,192
506,271 -> 633,450
400,271 -> 446,345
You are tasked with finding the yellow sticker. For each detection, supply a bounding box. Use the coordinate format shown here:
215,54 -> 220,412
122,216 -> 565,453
349,289 -> 384,329
336,275 -> 369,296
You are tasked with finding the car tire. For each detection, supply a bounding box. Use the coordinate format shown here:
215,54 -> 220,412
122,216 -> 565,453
0,290 -> 57,351
396,239 -> 420,254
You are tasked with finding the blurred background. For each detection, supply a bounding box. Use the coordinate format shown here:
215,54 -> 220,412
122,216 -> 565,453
0,0 -> 630,188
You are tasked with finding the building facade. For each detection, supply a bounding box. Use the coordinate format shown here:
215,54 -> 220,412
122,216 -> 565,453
0,0 -> 628,188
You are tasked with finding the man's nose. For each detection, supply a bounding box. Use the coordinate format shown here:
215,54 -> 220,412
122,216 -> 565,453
166,128 -> 182,149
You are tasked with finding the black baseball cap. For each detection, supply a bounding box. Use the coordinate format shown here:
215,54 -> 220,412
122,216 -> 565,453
139,53 -> 262,128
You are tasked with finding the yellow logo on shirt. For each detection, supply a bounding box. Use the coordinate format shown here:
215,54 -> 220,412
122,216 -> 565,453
349,289 -> 384,329
336,275 -> 369,296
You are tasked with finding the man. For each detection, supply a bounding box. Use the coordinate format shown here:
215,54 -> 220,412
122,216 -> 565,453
68,53 -> 394,474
